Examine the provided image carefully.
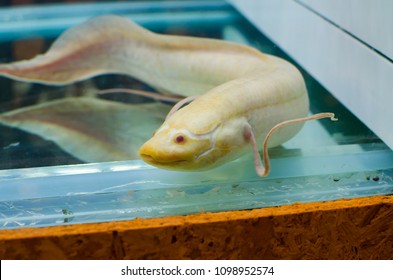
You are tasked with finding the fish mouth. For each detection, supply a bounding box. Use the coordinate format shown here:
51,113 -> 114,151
139,153 -> 189,166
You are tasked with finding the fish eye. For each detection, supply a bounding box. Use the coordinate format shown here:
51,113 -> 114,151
174,134 -> 186,144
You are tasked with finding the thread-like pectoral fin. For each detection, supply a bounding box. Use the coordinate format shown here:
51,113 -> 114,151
244,123 -> 270,177
165,96 -> 198,120
97,88 -> 183,103
245,113 -> 337,177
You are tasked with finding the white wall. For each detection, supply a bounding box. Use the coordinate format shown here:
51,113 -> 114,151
231,0 -> 393,150
299,0 -> 393,59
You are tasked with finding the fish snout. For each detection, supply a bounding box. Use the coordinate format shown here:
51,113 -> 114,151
138,138 -> 193,167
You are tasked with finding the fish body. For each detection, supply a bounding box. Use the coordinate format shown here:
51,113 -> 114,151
139,55 -> 309,171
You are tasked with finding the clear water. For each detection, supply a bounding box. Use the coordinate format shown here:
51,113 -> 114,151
0,1 -> 392,229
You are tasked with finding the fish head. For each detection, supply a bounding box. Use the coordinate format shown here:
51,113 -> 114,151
138,121 -> 221,171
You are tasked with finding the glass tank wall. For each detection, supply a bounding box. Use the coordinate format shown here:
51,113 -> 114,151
0,1 -> 392,229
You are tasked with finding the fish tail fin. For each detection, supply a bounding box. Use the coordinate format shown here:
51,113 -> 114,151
0,15 -> 154,84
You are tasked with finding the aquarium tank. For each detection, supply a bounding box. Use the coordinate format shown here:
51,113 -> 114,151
0,0 -> 392,229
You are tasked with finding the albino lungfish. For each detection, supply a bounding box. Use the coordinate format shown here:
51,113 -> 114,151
0,16 -> 336,176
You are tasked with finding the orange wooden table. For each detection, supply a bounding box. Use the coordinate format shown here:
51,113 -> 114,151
0,195 -> 392,259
